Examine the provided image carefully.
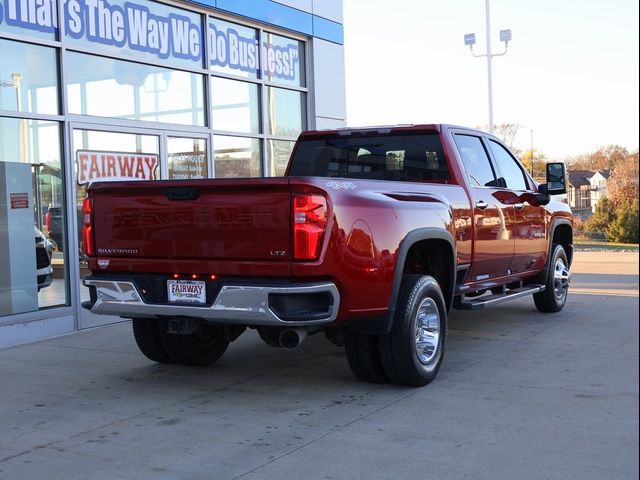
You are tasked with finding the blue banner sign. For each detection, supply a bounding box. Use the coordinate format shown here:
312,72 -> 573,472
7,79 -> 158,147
0,0 -> 58,33
209,22 -> 300,81
0,0 -> 301,81
65,0 -> 201,61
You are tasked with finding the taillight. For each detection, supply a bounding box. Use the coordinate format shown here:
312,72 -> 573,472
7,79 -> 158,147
82,197 -> 94,257
45,212 -> 52,232
293,193 -> 327,260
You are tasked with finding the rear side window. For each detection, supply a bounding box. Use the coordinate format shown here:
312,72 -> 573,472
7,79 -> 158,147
288,133 -> 449,182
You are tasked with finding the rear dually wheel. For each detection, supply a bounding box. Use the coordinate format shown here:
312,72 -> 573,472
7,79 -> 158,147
378,275 -> 447,387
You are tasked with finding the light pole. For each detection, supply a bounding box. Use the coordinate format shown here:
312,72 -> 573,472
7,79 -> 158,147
464,0 -> 511,133
530,128 -> 534,176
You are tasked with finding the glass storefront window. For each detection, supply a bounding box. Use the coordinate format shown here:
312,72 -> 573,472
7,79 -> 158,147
213,135 -> 261,178
268,139 -> 294,176
0,0 -> 58,40
211,77 -> 260,134
72,129 -> 160,309
266,87 -> 305,138
209,18 -> 259,79
168,137 -> 207,179
63,0 -> 203,69
0,117 -> 67,317
0,39 -> 59,115
262,32 -> 305,87
65,52 -> 205,126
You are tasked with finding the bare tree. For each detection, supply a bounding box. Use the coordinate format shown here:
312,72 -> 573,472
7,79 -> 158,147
477,123 -> 522,155
568,144 -> 630,171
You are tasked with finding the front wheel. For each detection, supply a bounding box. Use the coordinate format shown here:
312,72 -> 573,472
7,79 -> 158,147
534,244 -> 570,313
378,275 -> 447,387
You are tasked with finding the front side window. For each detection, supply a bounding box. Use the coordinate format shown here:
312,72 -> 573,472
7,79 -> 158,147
488,140 -> 528,191
453,134 -> 497,187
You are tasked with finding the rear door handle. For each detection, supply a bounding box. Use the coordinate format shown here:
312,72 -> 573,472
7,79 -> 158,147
475,200 -> 489,210
514,202 -> 524,210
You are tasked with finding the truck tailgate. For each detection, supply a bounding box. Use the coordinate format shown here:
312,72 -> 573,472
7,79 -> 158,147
90,178 -> 292,261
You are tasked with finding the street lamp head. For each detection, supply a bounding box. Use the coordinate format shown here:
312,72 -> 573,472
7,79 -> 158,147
499,29 -> 512,43
464,33 -> 476,46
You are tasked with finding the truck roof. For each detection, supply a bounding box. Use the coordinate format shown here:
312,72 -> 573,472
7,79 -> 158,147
298,124 -> 487,138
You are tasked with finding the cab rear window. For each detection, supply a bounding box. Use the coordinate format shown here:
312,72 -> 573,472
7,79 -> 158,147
289,133 -> 450,182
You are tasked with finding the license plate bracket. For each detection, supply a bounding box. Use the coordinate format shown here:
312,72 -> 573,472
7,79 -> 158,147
167,280 -> 206,304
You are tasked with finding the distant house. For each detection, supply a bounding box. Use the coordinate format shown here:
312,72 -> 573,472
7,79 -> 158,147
567,170 -> 594,221
567,169 -> 610,220
589,170 -> 610,213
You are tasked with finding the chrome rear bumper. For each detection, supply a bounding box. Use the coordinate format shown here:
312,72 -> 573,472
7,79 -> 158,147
83,278 -> 340,327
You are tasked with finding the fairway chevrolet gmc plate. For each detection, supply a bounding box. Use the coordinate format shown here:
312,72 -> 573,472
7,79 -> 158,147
167,280 -> 206,304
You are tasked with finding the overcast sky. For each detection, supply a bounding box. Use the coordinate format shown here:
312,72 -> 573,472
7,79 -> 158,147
342,0 -> 639,160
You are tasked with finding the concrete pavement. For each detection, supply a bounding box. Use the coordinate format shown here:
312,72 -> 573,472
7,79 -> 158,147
0,251 -> 638,480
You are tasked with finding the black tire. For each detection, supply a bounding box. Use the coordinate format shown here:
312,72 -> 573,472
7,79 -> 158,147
378,275 -> 447,387
344,333 -> 388,383
132,318 -> 174,363
159,321 -> 229,366
534,244 -> 570,313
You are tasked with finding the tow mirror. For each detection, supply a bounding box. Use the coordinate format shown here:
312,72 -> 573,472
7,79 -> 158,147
541,162 -> 567,195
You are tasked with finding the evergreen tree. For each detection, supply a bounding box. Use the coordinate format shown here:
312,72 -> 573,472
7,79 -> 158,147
607,199 -> 639,243
584,197 -> 615,236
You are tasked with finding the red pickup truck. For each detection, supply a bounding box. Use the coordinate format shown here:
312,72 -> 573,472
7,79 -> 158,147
82,124 -> 572,386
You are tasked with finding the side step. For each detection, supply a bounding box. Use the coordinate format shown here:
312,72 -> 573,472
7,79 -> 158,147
453,285 -> 545,310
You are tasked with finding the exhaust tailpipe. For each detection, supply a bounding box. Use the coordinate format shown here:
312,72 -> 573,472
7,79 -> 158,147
279,328 -> 308,350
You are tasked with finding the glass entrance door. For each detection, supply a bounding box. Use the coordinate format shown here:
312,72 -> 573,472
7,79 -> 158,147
72,127 -> 161,329
167,136 -> 209,179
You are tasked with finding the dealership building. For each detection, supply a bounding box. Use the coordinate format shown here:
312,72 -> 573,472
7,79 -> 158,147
0,0 -> 346,346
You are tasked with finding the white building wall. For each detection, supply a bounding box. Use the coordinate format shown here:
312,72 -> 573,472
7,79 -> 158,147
311,38 -> 347,130
272,0 -> 313,13
313,0 -> 343,23
269,0 -> 347,131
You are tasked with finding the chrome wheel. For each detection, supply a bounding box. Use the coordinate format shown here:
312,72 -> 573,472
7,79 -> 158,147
379,275 -> 447,386
553,257 -> 571,301
415,298 -> 441,365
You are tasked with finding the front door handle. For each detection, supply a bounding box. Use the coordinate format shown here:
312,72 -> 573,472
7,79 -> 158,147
475,200 -> 489,210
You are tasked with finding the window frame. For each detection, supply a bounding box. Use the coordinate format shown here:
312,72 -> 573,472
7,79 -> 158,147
486,138 -> 533,192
